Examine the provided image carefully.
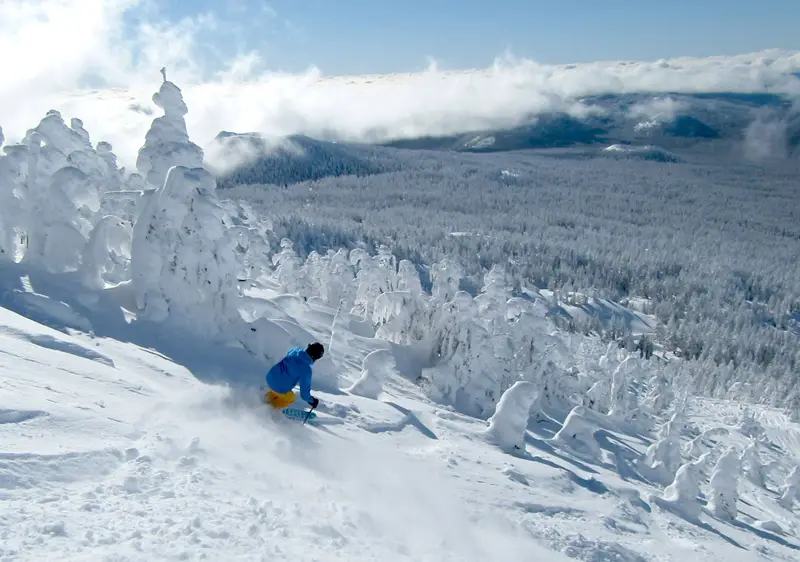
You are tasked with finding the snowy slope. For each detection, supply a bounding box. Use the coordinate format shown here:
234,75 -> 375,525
2,276 -> 800,561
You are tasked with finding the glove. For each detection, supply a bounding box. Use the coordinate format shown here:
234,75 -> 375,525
309,396 -> 319,409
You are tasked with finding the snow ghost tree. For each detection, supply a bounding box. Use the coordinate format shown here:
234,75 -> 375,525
485,381 -> 537,451
272,239 -> 309,295
659,453 -> 709,520
430,259 -> 462,303
707,447 -> 741,520
0,135 -> 24,261
351,246 -> 397,318
424,290 -> 499,418
347,349 -> 396,399
684,427 -> 729,459
17,111 -> 106,272
609,357 -> 640,422
372,290 -> 429,346
645,371 -> 675,415
131,165 -> 238,331
740,440 -> 766,488
551,406 -> 602,459
396,259 -> 423,296
641,411 -> 683,483
130,76 -> 238,335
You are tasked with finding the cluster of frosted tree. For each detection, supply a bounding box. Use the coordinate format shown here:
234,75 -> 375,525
0,75 -> 277,350
225,141 -> 800,413
0,110 -> 135,282
643,401 -> 800,524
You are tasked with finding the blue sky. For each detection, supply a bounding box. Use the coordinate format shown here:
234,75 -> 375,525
156,0 -> 800,75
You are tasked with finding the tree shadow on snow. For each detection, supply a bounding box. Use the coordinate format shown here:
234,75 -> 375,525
594,429 -> 657,486
0,263 -> 322,395
651,498 -> 746,550
523,433 -> 599,475
729,519 -> 800,551
513,449 -> 609,495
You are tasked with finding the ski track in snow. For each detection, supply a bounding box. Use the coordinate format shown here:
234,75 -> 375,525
1,289 -> 800,561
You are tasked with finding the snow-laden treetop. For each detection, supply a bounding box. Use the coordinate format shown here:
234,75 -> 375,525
135,73 -> 204,190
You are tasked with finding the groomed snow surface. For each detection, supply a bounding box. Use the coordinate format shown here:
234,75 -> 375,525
2,75 -> 800,562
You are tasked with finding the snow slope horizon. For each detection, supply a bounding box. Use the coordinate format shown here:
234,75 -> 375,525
1,6 -> 799,170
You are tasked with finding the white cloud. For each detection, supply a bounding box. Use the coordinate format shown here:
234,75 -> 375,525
1,0 -> 800,170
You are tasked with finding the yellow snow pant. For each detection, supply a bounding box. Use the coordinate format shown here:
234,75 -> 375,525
265,389 -> 296,409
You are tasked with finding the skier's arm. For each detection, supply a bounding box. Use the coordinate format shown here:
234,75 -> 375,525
299,366 -> 314,404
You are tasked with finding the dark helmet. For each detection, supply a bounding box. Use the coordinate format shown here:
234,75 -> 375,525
306,342 -> 325,361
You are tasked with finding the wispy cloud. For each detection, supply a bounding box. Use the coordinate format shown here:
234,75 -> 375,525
1,0 -> 799,169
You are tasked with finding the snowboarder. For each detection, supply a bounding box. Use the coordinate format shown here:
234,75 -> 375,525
264,343 -> 323,410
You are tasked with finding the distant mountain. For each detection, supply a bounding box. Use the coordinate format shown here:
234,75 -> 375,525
384,114 -> 608,152
213,91 -> 798,187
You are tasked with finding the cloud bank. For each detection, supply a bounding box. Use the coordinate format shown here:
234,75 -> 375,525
1,0 -> 800,169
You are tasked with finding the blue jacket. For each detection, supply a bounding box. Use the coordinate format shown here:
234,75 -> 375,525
266,347 -> 314,404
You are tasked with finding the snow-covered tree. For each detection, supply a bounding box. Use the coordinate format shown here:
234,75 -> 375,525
16,111 -> 103,272
272,238 -> 308,295
778,466 -> 800,510
79,215 -> 132,289
351,245 -> 397,317
641,411 -> 683,483
131,165 -> 238,331
736,408 -> 765,439
684,427 -> 729,459
660,452 -> 709,520
0,133 -> 24,261
528,358 -> 577,421
645,370 -> 675,415
129,76 -> 239,335
609,357 -> 640,423
424,291 -> 499,418
135,74 -> 204,191
552,406 -> 601,459
740,440 -> 766,488
584,380 -> 609,413
373,290 -> 429,346
707,447 -> 740,520
347,349 -> 395,399
396,259 -> 423,296
485,381 -> 537,451
430,259 -> 461,303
